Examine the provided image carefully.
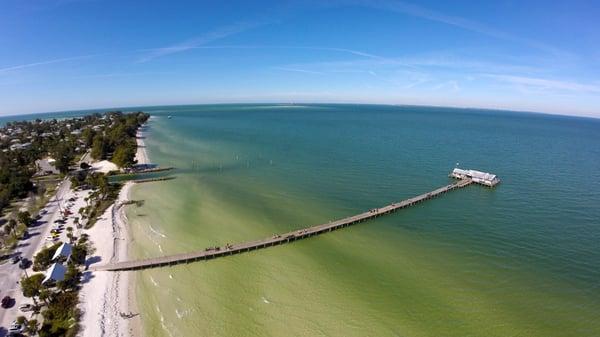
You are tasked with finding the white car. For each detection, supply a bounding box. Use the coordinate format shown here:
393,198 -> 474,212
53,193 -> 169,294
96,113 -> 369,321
8,321 -> 24,334
45,236 -> 58,241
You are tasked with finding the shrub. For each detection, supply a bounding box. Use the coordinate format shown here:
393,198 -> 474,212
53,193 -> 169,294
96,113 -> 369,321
33,242 -> 62,271
39,291 -> 80,337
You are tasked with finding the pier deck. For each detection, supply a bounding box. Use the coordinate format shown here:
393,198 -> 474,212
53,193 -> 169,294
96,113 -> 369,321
94,178 -> 474,271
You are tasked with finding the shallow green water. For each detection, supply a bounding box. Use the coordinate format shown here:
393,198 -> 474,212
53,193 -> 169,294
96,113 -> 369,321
125,104 -> 600,337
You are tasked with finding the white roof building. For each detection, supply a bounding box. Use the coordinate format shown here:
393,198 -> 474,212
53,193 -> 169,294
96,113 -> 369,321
42,263 -> 66,285
451,168 -> 500,187
52,242 -> 73,261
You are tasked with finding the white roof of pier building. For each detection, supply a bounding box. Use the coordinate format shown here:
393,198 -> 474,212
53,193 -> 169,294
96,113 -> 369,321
451,168 -> 499,186
453,168 -> 496,181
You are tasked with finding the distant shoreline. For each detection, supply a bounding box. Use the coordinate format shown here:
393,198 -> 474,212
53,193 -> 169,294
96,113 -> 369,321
2,103 -> 598,125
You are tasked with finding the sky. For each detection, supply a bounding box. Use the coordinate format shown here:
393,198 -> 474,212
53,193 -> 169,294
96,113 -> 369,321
0,0 -> 599,117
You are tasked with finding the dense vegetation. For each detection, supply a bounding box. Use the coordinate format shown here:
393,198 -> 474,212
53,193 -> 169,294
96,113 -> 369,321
0,152 -> 34,211
33,242 -> 62,271
90,112 -> 149,167
0,111 -> 149,216
23,236 -> 91,336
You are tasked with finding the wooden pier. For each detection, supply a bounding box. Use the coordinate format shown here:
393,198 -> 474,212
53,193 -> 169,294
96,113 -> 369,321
94,177 -> 475,272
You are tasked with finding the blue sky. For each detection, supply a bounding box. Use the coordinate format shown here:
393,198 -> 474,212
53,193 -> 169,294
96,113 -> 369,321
1,0 -> 599,117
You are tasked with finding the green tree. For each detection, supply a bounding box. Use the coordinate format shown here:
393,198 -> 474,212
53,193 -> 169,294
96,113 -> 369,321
20,273 -> 45,306
70,244 -> 87,265
111,143 -> 136,168
26,319 -> 40,335
53,143 -> 74,174
17,210 -> 33,227
90,135 -> 106,160
66,226 -> 74,244
39,291 -> 80,337
81,128 -> 95,147
4,219 -> 17,236
86,173 -> 109,197
33,242 -> 61,271
39,289 -> 51,306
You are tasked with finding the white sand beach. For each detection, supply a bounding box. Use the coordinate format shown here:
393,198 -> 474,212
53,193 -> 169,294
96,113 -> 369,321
79,128 -> 148,337
91,160 -> 119,174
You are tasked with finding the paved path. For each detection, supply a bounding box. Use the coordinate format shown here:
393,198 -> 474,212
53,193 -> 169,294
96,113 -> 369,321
0,179 -> 71,335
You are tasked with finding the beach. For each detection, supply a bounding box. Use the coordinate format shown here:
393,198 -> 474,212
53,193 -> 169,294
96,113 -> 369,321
79,127 -> 149,337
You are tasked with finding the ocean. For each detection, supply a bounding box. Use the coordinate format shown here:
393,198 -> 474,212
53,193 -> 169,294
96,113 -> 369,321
6,104 -> 600,336
125,104 -> 600,337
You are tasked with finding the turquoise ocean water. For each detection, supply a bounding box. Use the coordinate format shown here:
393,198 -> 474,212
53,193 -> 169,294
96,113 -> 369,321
4,104 -> 600,336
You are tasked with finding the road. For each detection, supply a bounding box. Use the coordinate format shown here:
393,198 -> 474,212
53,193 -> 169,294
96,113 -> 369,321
0,179 -> 72,334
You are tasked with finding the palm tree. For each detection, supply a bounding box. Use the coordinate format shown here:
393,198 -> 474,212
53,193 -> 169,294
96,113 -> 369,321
39,289 -> 51,306
66,226 -> 74,244
26,319 -> 39,336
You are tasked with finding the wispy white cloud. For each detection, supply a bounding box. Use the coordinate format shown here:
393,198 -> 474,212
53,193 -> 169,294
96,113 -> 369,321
347,0 -> 573,59
165,44 -> 388,61
313,47 -> 386,60
71,71 -> 175,79
137,22 -> 268,63
273,67 -> 325,75
485,74 -> 600,93
277,50 -> 544,79
0,55 -> 95,74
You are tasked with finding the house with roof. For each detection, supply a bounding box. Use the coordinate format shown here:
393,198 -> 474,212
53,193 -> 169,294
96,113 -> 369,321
52,242 -> 73,262
42,263 -> 66,285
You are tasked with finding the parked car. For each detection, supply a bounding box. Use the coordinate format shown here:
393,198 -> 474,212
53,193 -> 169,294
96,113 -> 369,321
1,296 -> 13,308
45,236 -> 58,242
18,258 -> 31,269
8,320 -> 24,335
11,255 -> 20,264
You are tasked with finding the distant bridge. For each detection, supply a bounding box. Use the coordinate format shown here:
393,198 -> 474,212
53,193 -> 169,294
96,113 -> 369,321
94,173 -> 491,272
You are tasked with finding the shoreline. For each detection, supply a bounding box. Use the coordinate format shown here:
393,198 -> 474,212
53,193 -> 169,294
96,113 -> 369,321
79,125 -> 149,337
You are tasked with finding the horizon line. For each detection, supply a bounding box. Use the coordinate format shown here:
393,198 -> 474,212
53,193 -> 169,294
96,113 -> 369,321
1,101 -> 598,122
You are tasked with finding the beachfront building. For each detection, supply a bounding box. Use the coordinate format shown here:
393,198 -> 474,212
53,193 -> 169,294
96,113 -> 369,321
52,242 -> 73,262
451,168 -> 500,187
42,263 -> 66,285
